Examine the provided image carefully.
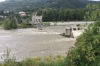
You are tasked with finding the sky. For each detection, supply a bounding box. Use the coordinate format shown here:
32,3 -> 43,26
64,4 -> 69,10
0,0 -> 100,2
0,0 -> 5,2
90,0 -> 100,1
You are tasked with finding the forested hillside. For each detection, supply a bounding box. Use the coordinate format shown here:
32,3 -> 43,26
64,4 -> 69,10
36,8 -> 86,22
0,0 -> 99,10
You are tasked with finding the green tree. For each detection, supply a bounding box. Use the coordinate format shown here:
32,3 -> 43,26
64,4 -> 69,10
17,15 -> 22,24
58,8 -> 64,21
66,4 -> 100,66
37,9 -> 42,16
3,14 -> 17,30
84,4 -> 100,21
3,20 -> 11,30
11,18 -> 17,29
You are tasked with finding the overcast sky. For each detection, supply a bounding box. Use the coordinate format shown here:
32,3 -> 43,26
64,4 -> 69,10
0,0 -> 5,2
90,0 -> 100,1
0,0 -> 100,2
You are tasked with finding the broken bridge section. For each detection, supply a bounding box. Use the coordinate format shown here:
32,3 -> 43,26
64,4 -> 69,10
30,15 -> 43,30
62,26 -> 83,38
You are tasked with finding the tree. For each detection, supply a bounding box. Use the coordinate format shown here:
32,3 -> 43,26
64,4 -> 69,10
3,20 -> 11,30
58,8 -> 64,21
66,4 -> 100,66
17,15 -> 22,24
84,4 -> 100,21
11,18 -> 17,29
3,14 -> 17,30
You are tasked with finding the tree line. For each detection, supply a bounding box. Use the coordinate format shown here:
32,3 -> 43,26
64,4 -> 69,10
1,11 -> 32,30
0,4 -> 99,30
37,8 -> 88,22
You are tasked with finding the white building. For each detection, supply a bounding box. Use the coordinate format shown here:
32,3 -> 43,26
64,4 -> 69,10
19,11 -> 26,17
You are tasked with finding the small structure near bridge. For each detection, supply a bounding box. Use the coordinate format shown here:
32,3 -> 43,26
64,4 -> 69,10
61,26 -> 83,38
30,14 -> 43,30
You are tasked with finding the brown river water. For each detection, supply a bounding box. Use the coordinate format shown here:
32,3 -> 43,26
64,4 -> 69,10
0,26 -> 75,61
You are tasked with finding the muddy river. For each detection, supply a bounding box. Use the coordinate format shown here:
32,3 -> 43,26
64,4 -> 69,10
0,26 -> 76,61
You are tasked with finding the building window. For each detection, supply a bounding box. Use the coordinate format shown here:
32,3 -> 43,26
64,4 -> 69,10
38,19 -> 40,22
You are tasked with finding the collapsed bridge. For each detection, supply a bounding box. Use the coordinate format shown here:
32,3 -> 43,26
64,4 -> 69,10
62,26 -> 83,38
30,15 -> 43,30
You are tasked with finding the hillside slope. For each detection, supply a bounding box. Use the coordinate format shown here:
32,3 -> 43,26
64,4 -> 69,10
0,0 -> 99,10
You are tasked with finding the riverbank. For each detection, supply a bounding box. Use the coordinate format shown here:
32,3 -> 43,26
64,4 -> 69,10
49,21 -> 94,26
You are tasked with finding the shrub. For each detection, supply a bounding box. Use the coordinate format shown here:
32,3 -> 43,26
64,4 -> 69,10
77,24 -> 80,27
44,56 -> 51,62
66,21 -> 100,66
0,20 -> 3,25
43,22 -> 50,26
54,22 -> 57,26
3,20 -> 11,30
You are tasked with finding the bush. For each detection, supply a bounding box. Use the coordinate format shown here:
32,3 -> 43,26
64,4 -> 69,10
0,54 -> 66,66
11,19 -> 17,29
3,20 -> 11,30
43,22 -> 50,26
17,19 -> 32,28
76,24 -> 80,27
54,22 -> 57,26
0,20 -> 3,25
3,15 -> 18,30
66,21 -> 100,66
